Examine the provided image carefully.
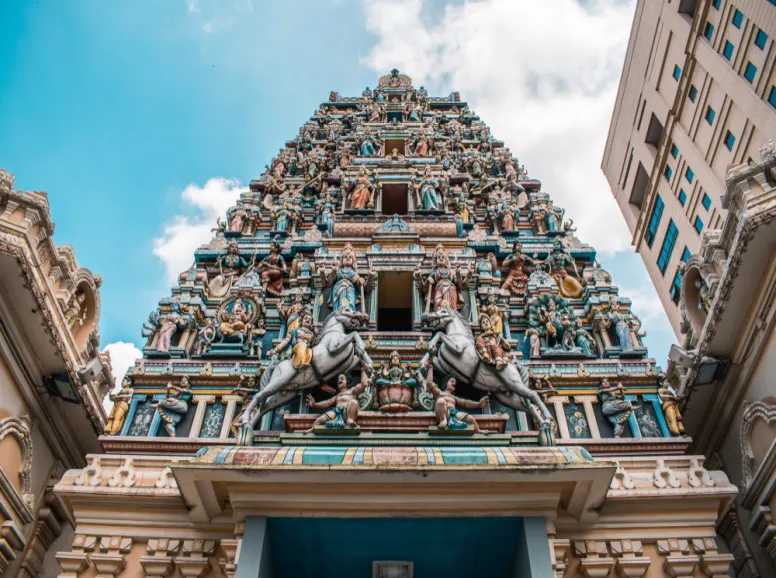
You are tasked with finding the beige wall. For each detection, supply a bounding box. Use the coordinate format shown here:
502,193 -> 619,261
603,0 -> 776,337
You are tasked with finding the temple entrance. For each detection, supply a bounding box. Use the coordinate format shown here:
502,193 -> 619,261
377,271 -> 413,331
236,517 -> 551,578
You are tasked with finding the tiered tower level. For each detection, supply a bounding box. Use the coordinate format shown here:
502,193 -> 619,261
53,71 -> 743,578
107,69 -> 678,447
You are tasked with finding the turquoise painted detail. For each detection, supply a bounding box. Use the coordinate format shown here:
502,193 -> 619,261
299,447 -> 348,465
625,394 -> 642,439
643,393 -> 671,437
120,394 -> 147,436
438,448 -> 489,465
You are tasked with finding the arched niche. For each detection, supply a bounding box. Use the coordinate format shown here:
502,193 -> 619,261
67,269 -> 102,352
680,264 -> 707,337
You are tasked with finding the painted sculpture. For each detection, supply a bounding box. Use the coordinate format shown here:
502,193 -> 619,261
104,377 -> 134,435
423,360 -> 488,433
305,366 -> 371,433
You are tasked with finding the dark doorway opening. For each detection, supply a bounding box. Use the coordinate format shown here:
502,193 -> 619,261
381,184 -> 409,215
377,271 -> 413,331
384,138 -> 405,155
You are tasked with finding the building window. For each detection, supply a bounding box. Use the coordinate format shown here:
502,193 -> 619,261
712,0 -> 721,8
724,130 -> 736,150
645,196 -> 664,248
664,165 -> 673,180
670,144 -> 679,158
755,29 -> 768,49
704,22 -> 715,40
670,269 -> 683,303
702,193 -> 711,210
672,65 -> 682,80
682,247 -> 691,262
694,216 -> 704,234
769,86 -> 776,109
377,272 -> 413,331
679,189 -> 687,205
657,220 -> 679,275
723,41 -> 734,60
744,62 -> 757,83
705,106 -> 716,125
685,166 -> 695,183
689,85 -> 698,102
732,9 -> 743,29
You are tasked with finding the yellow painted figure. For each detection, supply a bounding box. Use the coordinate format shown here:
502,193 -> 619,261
272,313 -> 315,369
104,377 -> 134,435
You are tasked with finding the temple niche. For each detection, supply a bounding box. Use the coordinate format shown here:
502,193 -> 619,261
53,72 -> 737,578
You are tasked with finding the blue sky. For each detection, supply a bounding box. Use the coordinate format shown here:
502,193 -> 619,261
0,0 -> 675,380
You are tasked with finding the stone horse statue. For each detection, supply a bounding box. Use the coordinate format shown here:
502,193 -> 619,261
420,308 -> 556,445
236,308 -> 372,445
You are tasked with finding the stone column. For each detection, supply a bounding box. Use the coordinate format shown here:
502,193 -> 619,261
513,518 -> 553,578
548,397 -> 569,440
235,517 -> 274,578
575,395 -> 601,439
189,395 -> 215,438
221,395 -> 243,439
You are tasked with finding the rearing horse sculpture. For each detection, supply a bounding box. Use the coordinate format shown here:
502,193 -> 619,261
236,308 -> 372,445
420,308 -> 556,445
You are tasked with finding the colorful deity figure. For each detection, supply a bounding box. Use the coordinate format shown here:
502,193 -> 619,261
658,379 -> 686,436
529,205 -> 548,235
347,167 -> 375,210
501,202 -> 518,232
573,318 -> 598,357
601,296 -> 635,353
360,133 -> 378,156
537,300 -> 565,349
476,253 -> 501,286
278,291 -> 310,336
316,191 -> 337,237
104,377 -> 134,435
545,200 -> 564,232
375,351 -> 418,412
151,377 -> 192,437
525,327 -> 541,359
479,293 -> 505,336
219,299 -> 251,341
305,367 -> 371,432
413,133 -> 430,156
598,378 -> 639,437
194,318 -> 218,355
150,311 -> 187,353
423,360 -> 488,433
228,206 -> 249,233
321,243 -> 373,314
454,191 -> 472,224
271,312 -> 315,369
413,166 -> 441,210
415,244 -> 470,313
230,376 -> 260,437
501,241 -> 533,297
475,315 -> 511,370
285,191 -> 304,236
218,240 -> 250,274
485,198 -> 500,235
544,239 -> 585,298
270,201 -> 289,233
256,237 -> 287,296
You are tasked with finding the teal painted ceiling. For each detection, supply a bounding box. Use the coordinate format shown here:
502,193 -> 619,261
266,517 -> 522,578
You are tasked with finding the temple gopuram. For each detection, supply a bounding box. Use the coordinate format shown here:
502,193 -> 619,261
53,71 -> 739,578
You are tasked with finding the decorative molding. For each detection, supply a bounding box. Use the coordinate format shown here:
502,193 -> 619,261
740,400 -> 776,492
0,415 -> 34,505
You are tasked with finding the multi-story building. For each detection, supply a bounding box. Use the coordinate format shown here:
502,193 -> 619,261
46,72 -> 741,577
603,0 -> 776,336
0,169 -> 114,576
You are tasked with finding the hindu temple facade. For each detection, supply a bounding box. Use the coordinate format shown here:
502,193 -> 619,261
51,72 -> 739,578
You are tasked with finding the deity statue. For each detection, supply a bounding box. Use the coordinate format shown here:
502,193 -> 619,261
360,133 -> 378,156
525,327 -> 541,359
376,214 -> 414,233
413,167 -> 441,211
601,296 -> 635,352
320,244 -> 374,314
454,192 -> 472,224
270,199 -> 289,233
545,200 -> 564,232
150,377 -> 192,437
230,376 -> 260,437
271,312 -> 315,369
305,367 -> 371,432
228,206 -> 248,233
500,202 -> 518,232
423,360 -> 488,433
256,238 -> 287,296
485,198 -> 500,235
478,293 -> 505,336
194,318 -> 218,355
346,167 -> 375,210
374,350 -> 417,411
543,239 -> 585,298
412,133 -> 430,156
572,318 -> 598,357
598,378 -> 639,437
415,245 -> 470,313
500,241 -> 533,297
104,377 -> 134,435
475,315 -> 511,370
537,300 -> 565,349
278,291 -> 310,336
658,380 -> 686,436
152,311 -> 187,353
529,205 -> 548,235
218,240 -> 250,274
219,299 -> 250,341
316,191 -> 337,237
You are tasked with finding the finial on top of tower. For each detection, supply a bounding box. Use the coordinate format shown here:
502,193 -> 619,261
378,68 -> 412,89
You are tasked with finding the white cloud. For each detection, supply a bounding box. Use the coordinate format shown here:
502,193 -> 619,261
186,0 -> 253,33
101,341 -> 142,410
361,0 -> 636,255
186,0 -> 199,12
619,285 -> 666,323
153,177 -> 246,282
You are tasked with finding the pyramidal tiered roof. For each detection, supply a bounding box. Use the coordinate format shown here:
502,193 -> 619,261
106,70 -> 680,451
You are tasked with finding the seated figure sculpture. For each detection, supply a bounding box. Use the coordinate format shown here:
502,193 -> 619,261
305,366 -> 371,432
423,360 -> 488,433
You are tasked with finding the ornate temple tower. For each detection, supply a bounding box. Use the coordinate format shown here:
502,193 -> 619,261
53,72 -> 738,578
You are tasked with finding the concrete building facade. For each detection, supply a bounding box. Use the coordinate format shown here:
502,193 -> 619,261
603,0 -> 776,335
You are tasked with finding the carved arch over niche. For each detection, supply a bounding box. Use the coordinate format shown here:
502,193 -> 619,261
0,415 -> 34,506
739,400 -> 776,491
679,257 -> 707,343
67,268 -> 102,352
